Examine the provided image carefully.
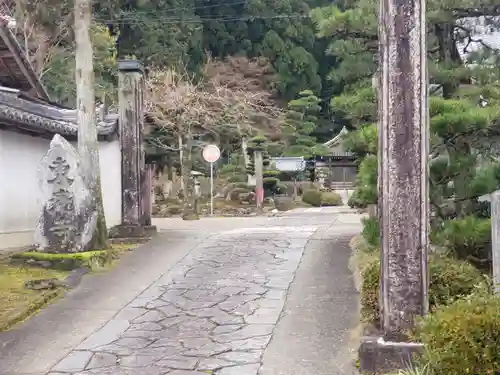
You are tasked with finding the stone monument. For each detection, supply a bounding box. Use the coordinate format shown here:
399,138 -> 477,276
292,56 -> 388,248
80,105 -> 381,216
34,134 -> 95,252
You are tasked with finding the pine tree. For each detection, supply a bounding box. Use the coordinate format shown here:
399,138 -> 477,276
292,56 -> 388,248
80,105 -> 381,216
282,90 -> 330,157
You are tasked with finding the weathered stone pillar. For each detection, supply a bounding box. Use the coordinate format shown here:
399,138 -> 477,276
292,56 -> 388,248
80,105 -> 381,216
118,60 -> 143,225
359,0 -> 428,370
110,60 -> 156,239
378,0 -> 429,340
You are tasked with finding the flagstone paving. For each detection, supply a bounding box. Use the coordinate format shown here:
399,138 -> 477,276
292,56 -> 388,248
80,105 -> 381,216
48,226 -> 318,375
0,207 -> 361,375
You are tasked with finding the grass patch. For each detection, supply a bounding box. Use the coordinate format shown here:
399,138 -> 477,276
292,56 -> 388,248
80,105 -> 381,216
349,235 -> 377,280
0,243 -> 139,332
0,262 -> 69,331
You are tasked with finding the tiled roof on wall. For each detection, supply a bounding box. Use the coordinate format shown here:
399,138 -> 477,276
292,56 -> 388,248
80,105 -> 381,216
0,87 -> 118,140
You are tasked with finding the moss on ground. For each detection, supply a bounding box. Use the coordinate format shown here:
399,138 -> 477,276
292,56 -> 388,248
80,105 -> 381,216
11,250 -> 113,270
1,243 -> 139,331
13,250 -> 109,260
0,262 -> 69,331
11,244 -> 137,271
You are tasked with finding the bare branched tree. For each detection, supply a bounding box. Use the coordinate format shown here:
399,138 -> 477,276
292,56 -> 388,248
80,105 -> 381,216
11,0 -> 72,77
144,60 -> 280,218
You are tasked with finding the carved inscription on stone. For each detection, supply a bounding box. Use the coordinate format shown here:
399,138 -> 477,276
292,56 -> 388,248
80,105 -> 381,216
46,156 -> 76,244
34,134 -> 94,253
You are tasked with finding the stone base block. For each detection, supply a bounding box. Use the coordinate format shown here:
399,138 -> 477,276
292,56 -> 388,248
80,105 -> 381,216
359,336 -> 424,374
109,225 -> 157,239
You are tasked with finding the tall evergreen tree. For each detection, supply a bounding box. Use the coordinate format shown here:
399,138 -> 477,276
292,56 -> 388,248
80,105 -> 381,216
282,90 -> 330,157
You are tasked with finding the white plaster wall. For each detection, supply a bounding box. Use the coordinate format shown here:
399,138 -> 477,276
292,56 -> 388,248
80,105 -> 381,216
0,129 -> 121,249
96,140 -> 122,228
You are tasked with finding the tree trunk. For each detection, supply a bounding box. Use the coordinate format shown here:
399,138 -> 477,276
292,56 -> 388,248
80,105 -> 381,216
166,154 -> 173,180
435,23 -> 462,98
34,32 -> 49,77
181,133 -> 199,220
74,0 -> 108,250
292,176 -> 298,199
178,134 -> 185,194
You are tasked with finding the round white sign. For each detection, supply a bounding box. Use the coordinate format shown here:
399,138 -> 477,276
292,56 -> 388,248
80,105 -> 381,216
202,144 -> 221,163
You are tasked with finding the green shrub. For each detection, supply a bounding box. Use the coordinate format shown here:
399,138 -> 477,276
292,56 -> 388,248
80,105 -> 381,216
360,255 -> 381,323
414,292 -> 500,375
350,155 -> 378,207
348,187 -> 376,209
232,182 -> 249,189
219,164 -> 239,175
428,257 -> 484,309
227,174 -> 247,183
321,192 -> 343,206
343,123 -> 378,156
298,182 -> 318,195
302,189 -> 322,206
361,217 -> 380,248
435,216 -> 491,268
263,170 -> 281,178
348,189 -> 365,208
361,254 -> 483,324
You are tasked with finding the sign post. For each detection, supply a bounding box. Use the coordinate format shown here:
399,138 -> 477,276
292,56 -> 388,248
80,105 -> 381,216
202,144 -> 221,216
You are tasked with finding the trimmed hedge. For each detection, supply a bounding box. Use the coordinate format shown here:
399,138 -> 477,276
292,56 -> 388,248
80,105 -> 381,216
360,254 -> 483,324
302,189 -> 322,206
321,192 -> 343,206
302,189 -> 343,207
227,174 -> 247,183
414,291 -> 500,375
232,182 -> 250,189
361,217 -> 380,248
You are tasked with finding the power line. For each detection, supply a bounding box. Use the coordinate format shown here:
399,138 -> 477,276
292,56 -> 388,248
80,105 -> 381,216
93,13 -> 309,25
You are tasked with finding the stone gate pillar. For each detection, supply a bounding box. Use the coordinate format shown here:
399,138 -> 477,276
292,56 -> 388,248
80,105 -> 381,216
377,0 -> 429,341
358,0 -> 428,371
110,60 -> 156,239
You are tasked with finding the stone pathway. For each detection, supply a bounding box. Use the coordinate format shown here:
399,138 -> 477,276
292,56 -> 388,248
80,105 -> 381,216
49,225 -> 319,375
